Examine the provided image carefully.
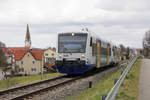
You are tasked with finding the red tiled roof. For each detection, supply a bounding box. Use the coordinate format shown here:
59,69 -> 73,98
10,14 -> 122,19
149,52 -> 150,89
30,49 -> 44,60
2,47 -> 43,61
44,48 -> 56,52
8,47 -> 29,60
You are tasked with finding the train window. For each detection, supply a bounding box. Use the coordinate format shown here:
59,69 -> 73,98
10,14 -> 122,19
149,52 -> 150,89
100,42 -> 107,55
92,43 -> 97,56
58,33 -> 87,53
90,37 -> 92,46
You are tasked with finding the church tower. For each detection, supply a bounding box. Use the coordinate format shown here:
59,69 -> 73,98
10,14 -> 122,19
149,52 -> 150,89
25,24 -> 31,47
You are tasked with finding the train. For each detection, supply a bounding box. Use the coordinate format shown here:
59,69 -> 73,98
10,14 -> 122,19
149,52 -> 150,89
56,30 -> 122,74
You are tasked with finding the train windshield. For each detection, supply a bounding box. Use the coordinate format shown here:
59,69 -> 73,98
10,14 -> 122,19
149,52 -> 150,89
58,33 -> 87,53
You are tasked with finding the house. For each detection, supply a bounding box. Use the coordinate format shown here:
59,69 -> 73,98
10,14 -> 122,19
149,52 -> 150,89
15,48 -> 44,75
44,47 -> 56,63
43,48 -> 56,71
1,24 -> 45,75
2,47 -> 44,75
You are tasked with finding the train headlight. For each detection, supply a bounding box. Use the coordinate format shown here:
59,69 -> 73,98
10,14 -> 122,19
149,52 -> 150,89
58,54 -> 62,58
72,32 -> 75,36
81,54 -> 85,58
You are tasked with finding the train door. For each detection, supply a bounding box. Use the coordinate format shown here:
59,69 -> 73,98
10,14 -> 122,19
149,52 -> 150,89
97,41 -> 100,68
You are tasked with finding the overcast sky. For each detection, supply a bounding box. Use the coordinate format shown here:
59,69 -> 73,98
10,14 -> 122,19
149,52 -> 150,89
0,0 -> 150,49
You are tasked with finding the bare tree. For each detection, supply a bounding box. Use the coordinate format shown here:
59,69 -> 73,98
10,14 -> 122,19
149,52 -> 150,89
119,44 -> 127,60
143,30 -> 150,58
126,47 -> 130,59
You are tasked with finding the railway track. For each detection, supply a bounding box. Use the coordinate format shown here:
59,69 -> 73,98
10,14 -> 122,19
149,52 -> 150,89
0,61 -> 128,100
0,75 -> 69,100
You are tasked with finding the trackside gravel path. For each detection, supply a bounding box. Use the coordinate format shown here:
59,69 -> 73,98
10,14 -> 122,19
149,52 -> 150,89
139,59 -> 150,100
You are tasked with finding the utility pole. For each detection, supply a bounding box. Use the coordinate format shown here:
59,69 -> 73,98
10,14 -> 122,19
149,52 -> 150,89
41,51 -> 44,80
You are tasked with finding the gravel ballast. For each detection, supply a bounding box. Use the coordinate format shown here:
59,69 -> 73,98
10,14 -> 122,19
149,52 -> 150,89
33,65 -> 123,100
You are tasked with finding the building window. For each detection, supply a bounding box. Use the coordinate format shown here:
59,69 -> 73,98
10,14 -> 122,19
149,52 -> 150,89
31,68 -> 36,72
33,61 -> 35,64
45,53 -> 48,56
48,58 -> 55,63
19,68 -> 24,72
21,61 -> 23,64
52,53 -> 54,56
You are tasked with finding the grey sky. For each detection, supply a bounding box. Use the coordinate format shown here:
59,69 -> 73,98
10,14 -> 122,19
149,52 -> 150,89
0,0 -> 149,48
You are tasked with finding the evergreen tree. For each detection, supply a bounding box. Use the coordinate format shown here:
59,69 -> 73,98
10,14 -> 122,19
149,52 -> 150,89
0,49 -> 8,70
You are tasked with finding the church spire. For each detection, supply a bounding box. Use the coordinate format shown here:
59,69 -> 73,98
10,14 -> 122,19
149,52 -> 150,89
25,24 -> 31,47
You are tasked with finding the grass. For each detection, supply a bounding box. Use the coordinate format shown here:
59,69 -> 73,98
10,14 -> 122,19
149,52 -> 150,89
0,73 -> 61,90
67,59 -> 141,100
116,59 -> 141,100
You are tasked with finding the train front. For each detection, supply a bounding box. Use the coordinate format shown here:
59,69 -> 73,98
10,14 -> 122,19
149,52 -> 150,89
56,32 -> 88,74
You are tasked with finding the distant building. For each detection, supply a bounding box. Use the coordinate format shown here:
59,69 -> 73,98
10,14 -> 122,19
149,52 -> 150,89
43,48 -> 56,71
44,47 -> 56,63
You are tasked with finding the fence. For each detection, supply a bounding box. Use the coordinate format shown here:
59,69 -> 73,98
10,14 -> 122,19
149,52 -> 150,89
104,56 -> 139,100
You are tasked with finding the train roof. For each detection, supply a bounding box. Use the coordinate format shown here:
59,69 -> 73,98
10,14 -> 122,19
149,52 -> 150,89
58,31 -> 89,34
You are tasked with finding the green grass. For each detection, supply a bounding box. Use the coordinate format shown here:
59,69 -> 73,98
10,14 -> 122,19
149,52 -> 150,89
67,59 -> 141,100
116,59 -> 141,100
0,73 -> 61,90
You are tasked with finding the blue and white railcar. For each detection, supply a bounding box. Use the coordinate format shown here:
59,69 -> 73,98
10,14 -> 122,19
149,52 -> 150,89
56,31 -> 115,74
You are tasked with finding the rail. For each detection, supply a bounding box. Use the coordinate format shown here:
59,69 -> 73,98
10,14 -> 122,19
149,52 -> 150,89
0,75 -> 66,95
105,56 -> 139,100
